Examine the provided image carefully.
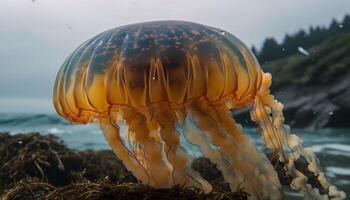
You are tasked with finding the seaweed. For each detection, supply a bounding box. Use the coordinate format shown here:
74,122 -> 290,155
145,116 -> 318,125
1,178 -> 249,200
0,133 -> 249,200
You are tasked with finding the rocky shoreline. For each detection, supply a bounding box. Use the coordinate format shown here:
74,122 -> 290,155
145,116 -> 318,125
233,70 -> 350,129
272,72 -> 350,129
235,32 -> 350,130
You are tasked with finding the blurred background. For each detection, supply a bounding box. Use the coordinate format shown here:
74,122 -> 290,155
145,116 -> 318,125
0,0 -> 350,197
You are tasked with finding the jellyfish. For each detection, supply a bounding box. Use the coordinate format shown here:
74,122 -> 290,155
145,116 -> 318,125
53,21 -> 346,200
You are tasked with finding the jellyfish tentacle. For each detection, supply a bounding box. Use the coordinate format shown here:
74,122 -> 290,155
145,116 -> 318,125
176,109 -> 214,194
189,99 -> 281,200
119,106 -> 172,187
98,114 -> 150,185
182,110 -> 238,191
176,110 -> 213,193
189,101 -> 252,193
214,103 -> 283,199
187,101 -> 245,189
150,103 -> 184,184
255,100 -> 285,158
251,73 -> 346,200
151,103 -> 188,184
150,102 -> 211,192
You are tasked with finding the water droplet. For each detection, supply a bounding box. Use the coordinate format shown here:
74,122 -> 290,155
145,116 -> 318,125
18,141 -> 23,144
339,24 -> 343,28
298,46 -> 309,56
65,24 -> 73,30
329,111 -> 334,115
152,76 -> 156,80
282,48 -> 286,51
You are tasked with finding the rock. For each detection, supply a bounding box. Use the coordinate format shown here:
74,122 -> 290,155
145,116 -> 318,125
233,71 -> 350,129
280,71 -> 350,129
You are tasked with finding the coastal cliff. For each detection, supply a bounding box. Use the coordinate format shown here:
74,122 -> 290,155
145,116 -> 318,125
235,32 -> 350,129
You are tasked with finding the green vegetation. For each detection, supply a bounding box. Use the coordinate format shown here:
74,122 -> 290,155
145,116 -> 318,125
264,32 -> 350,89
254,14 -> 350,64
252,14 -> 350,90
244,15 -> 350,129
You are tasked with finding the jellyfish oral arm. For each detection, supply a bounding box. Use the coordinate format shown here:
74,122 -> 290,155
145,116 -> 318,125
99,115 -> 151,185
183,100 -> 282,199
251,73 -> 346,200
99,106 -> 212,192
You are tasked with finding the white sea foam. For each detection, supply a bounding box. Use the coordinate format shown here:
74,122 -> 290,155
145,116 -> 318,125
9,130 -> 24,135
90,130 -> 102,135
326,150 -> 350,157
46,127 -> 69,134
284,191 -> 303,197
326,167 -> 350,176
311,144 -> 350,154
336,179 -> 350,185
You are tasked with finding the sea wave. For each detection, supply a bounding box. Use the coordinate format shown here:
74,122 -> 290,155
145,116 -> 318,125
0,113 -> 68,126
311,144 -> 350,153
46,127 -> 70,134
326,166 -> 350,177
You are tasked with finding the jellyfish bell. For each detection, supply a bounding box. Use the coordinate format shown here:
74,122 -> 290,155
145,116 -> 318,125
53,21 -> 345,200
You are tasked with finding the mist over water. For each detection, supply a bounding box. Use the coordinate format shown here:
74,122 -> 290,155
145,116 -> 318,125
0,98 -> 53,114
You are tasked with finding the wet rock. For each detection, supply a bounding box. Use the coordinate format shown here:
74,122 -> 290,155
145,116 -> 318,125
233,72 -> 350,129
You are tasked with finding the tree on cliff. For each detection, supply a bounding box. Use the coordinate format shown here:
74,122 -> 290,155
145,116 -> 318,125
258,38 -> 281,64
254,14 -> 350,64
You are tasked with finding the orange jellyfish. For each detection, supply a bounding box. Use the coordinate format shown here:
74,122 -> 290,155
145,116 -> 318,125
53,21 -> 345,200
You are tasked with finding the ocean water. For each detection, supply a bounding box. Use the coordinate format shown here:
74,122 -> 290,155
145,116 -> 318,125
0,113 -> 349,197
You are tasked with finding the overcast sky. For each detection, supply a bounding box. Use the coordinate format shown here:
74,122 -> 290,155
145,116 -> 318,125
0,0 -> 349,113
